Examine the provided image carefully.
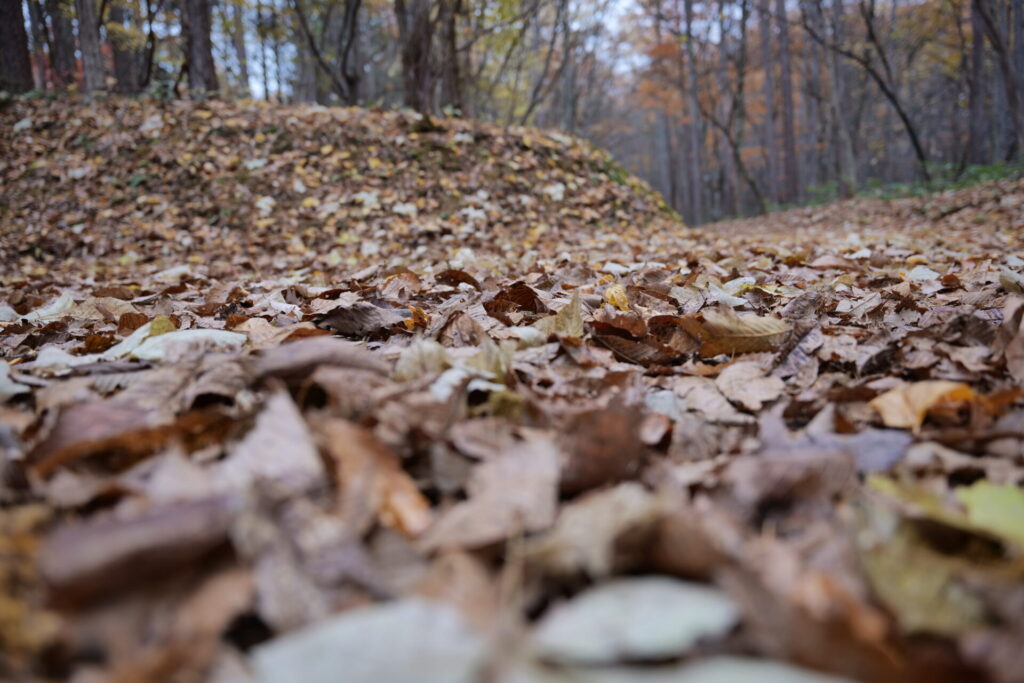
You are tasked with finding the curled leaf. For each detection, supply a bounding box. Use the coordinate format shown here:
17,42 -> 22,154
604,284 -> 630,312
868,380 -> 974,431
681,307 -> 792,357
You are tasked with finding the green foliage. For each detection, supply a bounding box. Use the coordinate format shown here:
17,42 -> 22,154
798,164 -> 1023,210
860,163 -> 1024,200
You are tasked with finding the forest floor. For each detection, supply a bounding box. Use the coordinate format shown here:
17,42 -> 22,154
2,99 -> 1024,683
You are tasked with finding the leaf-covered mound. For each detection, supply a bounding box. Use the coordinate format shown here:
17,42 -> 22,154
0,98 -> 679,280
1,101 -> 1024,683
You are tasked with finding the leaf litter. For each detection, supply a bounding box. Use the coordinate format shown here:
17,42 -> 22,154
1,99 -> 1024,681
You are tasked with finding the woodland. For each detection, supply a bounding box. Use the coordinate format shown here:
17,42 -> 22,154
1,0 -> 1024,682
2,0 -> 1024,221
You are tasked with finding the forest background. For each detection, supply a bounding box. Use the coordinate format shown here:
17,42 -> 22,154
1,0 -> 1022,225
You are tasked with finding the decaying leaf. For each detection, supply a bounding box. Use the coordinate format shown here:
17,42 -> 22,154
525,482 -> 667,578
605,284 -> 630,311
320,418 -> 434,538
532,577 -> 739,664
2,98 -> 1023,683
715,361 -> 786,411
868,380 -> 975,431
421,431 -> 559,549
252,599 -> 485,683
681,308 -> 792,358
535,291 -> 585,338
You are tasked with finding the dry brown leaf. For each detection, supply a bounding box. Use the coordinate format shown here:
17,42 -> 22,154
671,376 -> 755,424
254,336 -> 389,380
39,497 -> 235,606
214,391 -> 324,498
421,430 -> 559,550
994,296 -> 1024,383
868,380 -> 975,431
682,307 -> 792,358
320,418 -> 433,538
559,402 -> 644,494
716,361 -> 786,411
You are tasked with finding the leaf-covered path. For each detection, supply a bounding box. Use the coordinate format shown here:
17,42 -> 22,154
2,100 -> 1024,682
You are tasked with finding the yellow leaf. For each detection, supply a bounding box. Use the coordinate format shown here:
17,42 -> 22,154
147,315 -> 177,338
320,144 -> 334,155
955,481 -> 1024,548
605,284 -> 629,311
301,196 -> 319,209
534,291 -> 584,338
868,381 -> 974,431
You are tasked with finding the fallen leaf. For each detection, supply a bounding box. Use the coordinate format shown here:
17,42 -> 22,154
0,361 -> 29,402
532,576 -> 739,664
682,308 -> 792,358
535,291 -> 584,338
320,418 -> 434,538
954,481 -> 1024,548
605,284 -> 630,311
213,391 -> 324,498
525,482 -> 667,578
252,598 -> 485,683
868,380 -> 974,431
254,336 -> 389,380
421,431 -> 559,549
715,362 -> 785,411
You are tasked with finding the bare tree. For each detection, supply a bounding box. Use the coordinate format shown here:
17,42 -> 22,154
758,0 -> 781,203
801,0 -> 932,179
681,0 -> 707,223
974,0 -> 1024,158
292,0 -> 362,103
776,0 -> 800,200
967,0 -> 990,164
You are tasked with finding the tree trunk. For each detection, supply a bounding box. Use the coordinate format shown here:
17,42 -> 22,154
682,0 -> 706,224
776,0 -> 800,202
716,0 -> 740,216
758,0 -> 780,203
28,0 -> 48,89
109,4 -> 143,94
395,0 -> 435,114
257,0 -> 269,99
0,0 -> 35,93
967,0 -> 989,165
438,0 -> 462,112
272,7 -> 282,98
975,0 -> 1024,160
1015,0 -> 1023,113
830,0 -> 857,196
293,15 -> 318,102
334,0 -> 362,104
46,0 -> 76,87
230,0 -> 251,96
75,0 -> 106,94
183,0 -> 219,95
